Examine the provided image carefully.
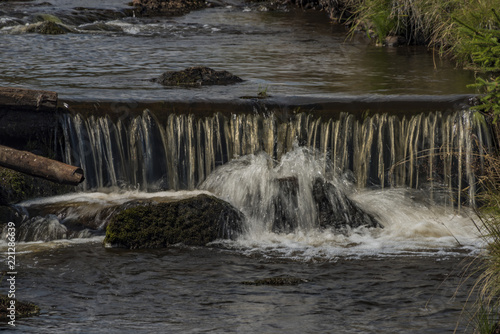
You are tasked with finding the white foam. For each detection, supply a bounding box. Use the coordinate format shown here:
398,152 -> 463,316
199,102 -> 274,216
19,189 -> 212,208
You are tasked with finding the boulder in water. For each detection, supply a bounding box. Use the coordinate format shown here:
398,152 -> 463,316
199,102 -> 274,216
23,21 -> 73,34
152,66 -> 243,87
312,178 -> 382,231
0,295 -> 40,320
2,215 -> 68,242
272,177 -> 299,233
241,276 -> 308,286
131,0 -> 206,17
271,176 -> 381,233
104,194 -> 244,249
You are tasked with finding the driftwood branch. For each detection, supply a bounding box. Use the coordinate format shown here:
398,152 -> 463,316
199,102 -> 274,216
0,145 -> 84,186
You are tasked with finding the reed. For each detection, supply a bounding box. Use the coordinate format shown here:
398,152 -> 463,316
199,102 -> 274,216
468,152 -> 500,333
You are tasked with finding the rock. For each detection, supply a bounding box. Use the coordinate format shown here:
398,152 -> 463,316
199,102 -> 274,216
271,176 -> 382,233
0,295 -> 40,320
0,167 -> 72,204
0,205 -> 23,225
385,35 -> 406,47
241,275 -> 308,286
312,178 -> 381,231
23,21 -> 73,34
131,0 -> 206,17
152,66 -> 243,87
1,215 -> 68,242
104,194 -> 244,249
272,177 -> 299,233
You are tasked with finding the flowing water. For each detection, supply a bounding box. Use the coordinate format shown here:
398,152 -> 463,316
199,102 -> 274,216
0,0 -> 490,332
0,0 -> 476,100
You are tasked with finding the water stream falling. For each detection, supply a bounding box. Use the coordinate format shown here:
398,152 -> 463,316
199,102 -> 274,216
60,108 -> 492,208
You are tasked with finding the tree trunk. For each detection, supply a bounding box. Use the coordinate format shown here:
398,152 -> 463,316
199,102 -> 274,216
0,87 -> 57,112
0,145 -> 84,186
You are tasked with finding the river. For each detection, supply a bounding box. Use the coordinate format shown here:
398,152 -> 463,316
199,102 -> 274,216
0,0 -> 486,332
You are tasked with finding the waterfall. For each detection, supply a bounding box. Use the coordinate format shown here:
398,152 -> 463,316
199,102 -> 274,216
60,109 -> 492,206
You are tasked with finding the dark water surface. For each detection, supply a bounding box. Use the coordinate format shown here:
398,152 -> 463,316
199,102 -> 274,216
4,241 -> 477,333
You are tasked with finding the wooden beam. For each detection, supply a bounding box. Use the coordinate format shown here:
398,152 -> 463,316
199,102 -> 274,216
0,87 -> 57,112
0,145 -> 84,186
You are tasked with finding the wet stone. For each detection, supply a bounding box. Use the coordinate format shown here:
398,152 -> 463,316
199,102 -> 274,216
104,194 -> 244,249
152,66 -> 243,87
0,295 -> 40,320
24,21 -> 72,34
312,178 -> 382,231
241,276 -> 308,286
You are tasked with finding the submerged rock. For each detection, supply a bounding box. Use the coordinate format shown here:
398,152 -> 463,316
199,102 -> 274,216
152,66 -> 243,87
1,215 -> 68,242
0,205 -> 23,225
131,0 -> 206,17
241,276 -> 308,286
0,167 -> 72,205
104,194 -> 244,249
0,295 -> 40,320
23,21 -> 73,34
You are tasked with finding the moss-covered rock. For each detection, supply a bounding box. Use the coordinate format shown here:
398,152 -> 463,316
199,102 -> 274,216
104,194 -> 244,249
241,276 -> 309,286
0,167 -> 72,205
152,66 -> 243,87
23,21 -> 73,34
131,0 -> 206,17
0,294 -> 40,320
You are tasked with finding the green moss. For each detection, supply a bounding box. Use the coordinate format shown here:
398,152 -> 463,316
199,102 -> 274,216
0,167 -> 72,204
24,21 -> 72,35
33,14 -> 63,24
0,295 -> 40,319
104,194 -> 243,249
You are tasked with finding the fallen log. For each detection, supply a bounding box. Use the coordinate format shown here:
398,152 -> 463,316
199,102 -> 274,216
0,87 -> 57,112
0,145 -> 84,186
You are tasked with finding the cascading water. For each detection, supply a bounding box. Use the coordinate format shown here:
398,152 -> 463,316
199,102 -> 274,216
199,145 -> 381,237
35,107 -> 487,255
60,108 -> 491,206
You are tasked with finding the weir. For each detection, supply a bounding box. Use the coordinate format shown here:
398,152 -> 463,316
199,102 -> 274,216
59,103 -> 492,207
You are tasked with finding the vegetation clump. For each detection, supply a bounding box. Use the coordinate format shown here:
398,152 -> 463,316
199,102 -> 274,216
104,194 -> 244,249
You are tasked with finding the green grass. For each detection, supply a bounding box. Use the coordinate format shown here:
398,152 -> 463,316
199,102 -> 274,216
339,0 -> 500,69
